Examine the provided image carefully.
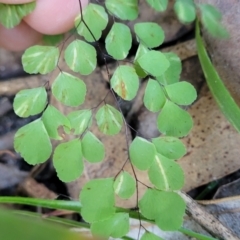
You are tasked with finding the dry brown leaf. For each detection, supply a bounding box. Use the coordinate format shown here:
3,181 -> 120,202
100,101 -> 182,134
181,84 -> 240,192
214,179 -> 240,199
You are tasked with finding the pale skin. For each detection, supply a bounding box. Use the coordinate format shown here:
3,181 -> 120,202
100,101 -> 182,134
0,0 -> 89,51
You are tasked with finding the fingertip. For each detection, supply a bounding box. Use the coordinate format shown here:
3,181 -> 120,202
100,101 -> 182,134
24,0 -> 89,35
0,0 -> 33,3
0,22 -> 42,51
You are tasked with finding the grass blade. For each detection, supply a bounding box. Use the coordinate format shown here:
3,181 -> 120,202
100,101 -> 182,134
196,20 -> 240,132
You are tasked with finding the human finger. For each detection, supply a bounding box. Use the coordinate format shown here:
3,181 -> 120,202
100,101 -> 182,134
24,0 -> 89,35
0,21 -> 42,51
0,0 -> 33,3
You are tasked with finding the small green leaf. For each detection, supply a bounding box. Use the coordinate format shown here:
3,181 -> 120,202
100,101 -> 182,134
114,171 -> 136,199
139,189 -> 186,231
95,104 -> 123,135
138,50 -> 169,77
67,110 -> 92,135
134,62 -> 148,78
0,2 -> 35,28
198,4 -> 229,38
143,79 -> 166,112
80,178 -> 115,223
165,81 -> 197,105
91,213 -> 129,238
129,137 -> 156,170
82,132 -> 105,163
139,188 -> 159,220
152,136 -> 186,160
146,0 -> 168,12
105,23 -> 132,60
52,72 -> 86,107
134,22 -> 164,48
22,46 -> 59,74
42,34 -> 63,46
14,119 -> 52,165
110,65 -> 139,100
42,105 -> 71,140
134,44 -> 150,61
64,40 -> 97,75
105,0 -> 138,20
157,100 -> 193,137
75,3 -> 108,42
53,139 -> 83,182
134,44 -> 149,78
141,232 -> 163,240
13,87 -> 47,118
148,154 -> 184,190
156,52 -> 182,85
174,0 -> 196,23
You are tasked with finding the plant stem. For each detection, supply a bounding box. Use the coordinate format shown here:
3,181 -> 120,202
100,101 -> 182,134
0,196 -> 219,240
179,227 -> 218,240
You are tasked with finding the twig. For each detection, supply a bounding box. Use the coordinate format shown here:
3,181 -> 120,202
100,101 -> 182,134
198,195 -> 240,205
179,191 -> 240,240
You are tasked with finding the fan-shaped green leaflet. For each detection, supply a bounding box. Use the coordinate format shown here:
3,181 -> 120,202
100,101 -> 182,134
53,139 -> 83,182
141,232 -> 163,240
110,65 -> 139,100
146,0 -> 168,12
67,110 -> 92,135
143,79 -> 166,112
114,171 -> 136,199
14,119 -> 52,165
80,178 -> 115,223
139,189 -> 186,231
152,136 -> 186,160
198,4 -> 229,38
52,72 -> 86,107
13,87 -> 47,118
22,46 -> 59,74
105,22 -> 132,60
157,100 -> 193,137
138,50 -> 170,77
95,105 -> 123,135
75,3 -> 108,42
156,52 -> 182,85
82,132 -> 105,163
134,44 -> 149,78
0,2 -> 36,28
64,40 -> 97,75
148,154 -> 184,190
165,81 -> 197,105
105,0 -> 138,20
41,105 -> 71,140
174,0 -> 196,23
129,137 -> 156,170
134,22 -> 164,48
91,213 -> 129,238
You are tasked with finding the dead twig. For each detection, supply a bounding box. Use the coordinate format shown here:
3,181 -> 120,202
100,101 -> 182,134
19,178 -> 57,199
179,191 -> 240,240
198,196 -> 240,205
